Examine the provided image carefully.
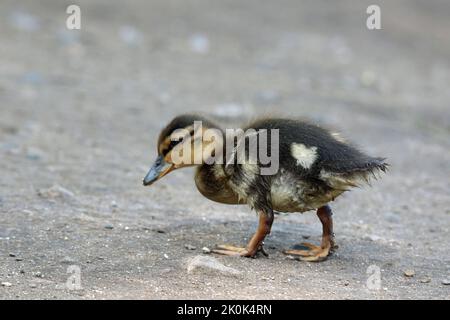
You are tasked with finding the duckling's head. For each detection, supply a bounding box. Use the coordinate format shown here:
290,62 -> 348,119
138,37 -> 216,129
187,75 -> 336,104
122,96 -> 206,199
143,114 -> 222,186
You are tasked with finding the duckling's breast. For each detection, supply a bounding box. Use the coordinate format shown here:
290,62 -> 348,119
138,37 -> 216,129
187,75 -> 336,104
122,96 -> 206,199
270,169 -> 306,212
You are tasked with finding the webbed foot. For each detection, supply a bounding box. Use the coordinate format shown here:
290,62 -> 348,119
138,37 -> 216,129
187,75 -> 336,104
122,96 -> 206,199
283,242 -> 333,262
211,244 -> 268,258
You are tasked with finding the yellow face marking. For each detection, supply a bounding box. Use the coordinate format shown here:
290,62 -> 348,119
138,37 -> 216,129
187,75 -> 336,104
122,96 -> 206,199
158,137 -> 171,155
158,125 -> 194,155
157,124 -> 224,167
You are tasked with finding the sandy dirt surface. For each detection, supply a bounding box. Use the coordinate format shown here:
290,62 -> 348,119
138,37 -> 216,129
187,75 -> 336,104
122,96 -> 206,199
0,0 -> 449,299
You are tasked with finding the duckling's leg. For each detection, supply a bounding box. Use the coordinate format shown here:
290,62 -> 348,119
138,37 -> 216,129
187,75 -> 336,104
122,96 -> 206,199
283,205 -> 335,262
211,210 -> 274,258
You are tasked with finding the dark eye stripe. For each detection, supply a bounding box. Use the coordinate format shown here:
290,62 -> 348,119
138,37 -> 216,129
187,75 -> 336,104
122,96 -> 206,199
163,137 -> 183,155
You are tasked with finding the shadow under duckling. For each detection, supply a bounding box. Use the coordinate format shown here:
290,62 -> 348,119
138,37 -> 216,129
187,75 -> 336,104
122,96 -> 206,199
143,114 -> 388,262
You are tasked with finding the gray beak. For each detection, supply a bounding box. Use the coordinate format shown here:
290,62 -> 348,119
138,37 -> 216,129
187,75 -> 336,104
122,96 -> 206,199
143,155 -> 174,186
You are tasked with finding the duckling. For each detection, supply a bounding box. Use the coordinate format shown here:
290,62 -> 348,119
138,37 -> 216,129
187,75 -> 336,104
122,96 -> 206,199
143,114 -> 388,261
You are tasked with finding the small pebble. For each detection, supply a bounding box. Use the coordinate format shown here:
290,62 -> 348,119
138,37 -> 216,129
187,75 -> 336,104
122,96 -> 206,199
442,279 -> 450,285
9,253 -> 16,257
163,254 -> 169,259
404,270 -> 415,277
185,245 -> 196,250
26,147 -> 45,161
1,282 -> 12,287
104,225 -> 114,230
419,278 -> 431,284
202,247 -> 211,254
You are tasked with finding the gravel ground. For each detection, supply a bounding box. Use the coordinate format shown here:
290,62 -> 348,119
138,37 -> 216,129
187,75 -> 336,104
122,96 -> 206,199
0,0 -> 449,299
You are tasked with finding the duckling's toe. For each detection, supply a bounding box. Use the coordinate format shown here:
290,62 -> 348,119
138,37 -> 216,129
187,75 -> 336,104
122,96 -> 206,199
211,245 -> 251,257
283,242 -> 332,262
211,244 -> 267,258
212,244 -> 246,255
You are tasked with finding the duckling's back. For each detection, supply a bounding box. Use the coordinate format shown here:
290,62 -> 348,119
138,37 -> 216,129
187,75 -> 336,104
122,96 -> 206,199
247,118 -> 388,195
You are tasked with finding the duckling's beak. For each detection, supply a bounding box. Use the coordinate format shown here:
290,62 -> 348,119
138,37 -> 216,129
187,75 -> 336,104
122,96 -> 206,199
143,155 -> 174,186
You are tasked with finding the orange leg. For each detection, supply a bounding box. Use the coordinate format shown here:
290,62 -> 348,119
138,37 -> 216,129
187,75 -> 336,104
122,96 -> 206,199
212,210 -> 274,258
284,205 -> 336,262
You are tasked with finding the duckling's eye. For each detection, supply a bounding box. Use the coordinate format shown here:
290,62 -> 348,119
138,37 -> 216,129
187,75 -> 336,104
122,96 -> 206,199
169,139 -> 180,148
169,137 -> 183,148
163,138 -> 183,156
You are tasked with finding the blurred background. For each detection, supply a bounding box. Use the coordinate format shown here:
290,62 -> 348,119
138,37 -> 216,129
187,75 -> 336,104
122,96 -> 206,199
0,0 -> 449,299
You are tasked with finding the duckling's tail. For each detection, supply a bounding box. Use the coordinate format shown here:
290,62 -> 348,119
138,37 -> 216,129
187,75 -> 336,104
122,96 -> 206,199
343,156 -> 388,175
319,157 -> 389,190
